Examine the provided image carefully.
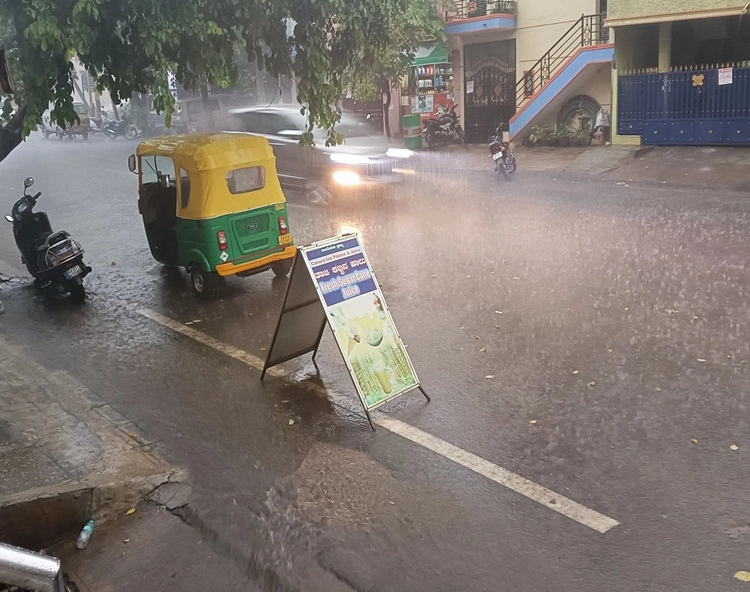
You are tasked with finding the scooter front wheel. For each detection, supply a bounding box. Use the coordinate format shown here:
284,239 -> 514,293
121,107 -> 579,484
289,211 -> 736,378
497,163 -> 510,182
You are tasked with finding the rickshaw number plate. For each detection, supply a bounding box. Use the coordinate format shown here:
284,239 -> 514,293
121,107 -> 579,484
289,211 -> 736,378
279,234 -> 293,246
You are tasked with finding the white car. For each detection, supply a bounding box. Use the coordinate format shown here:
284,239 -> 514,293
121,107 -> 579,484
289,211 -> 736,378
227,106 -> 414,205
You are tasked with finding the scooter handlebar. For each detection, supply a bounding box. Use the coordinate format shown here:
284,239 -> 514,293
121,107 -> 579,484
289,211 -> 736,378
31,192 -> 41,203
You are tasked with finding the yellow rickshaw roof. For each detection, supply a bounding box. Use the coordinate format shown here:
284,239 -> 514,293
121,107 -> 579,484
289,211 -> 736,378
136,133 -> 274,171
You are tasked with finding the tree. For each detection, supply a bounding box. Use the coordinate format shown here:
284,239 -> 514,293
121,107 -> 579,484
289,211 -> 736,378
0,0 -> 444,161
345,0 -> 446,138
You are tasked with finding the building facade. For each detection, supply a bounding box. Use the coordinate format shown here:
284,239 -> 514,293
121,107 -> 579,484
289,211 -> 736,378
608,0 -> 750,145
437,0 -> 613,142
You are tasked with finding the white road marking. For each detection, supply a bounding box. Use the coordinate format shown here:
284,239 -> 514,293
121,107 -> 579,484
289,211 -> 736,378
137,307 -> 620,534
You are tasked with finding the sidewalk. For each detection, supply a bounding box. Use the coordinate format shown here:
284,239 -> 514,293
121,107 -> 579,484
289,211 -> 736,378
0,332 -> 343,592
51,502 -> 261,592
454,143 -> 750,192
0,333 -> 175,550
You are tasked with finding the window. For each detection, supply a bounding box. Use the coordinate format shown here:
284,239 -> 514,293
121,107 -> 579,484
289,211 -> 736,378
179,168 -> 191,208
227,167 -> 265,194
523,70 -> 534,97
237,112 -> 293,135
141,155 -> 177,187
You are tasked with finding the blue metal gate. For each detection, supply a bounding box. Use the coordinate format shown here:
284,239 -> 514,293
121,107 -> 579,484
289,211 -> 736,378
618,66 -> 750,145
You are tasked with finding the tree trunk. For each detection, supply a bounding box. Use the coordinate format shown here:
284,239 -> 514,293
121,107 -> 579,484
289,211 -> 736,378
0,105 -> 27,164
382,83 -> 392,139
201,83 -> 215,131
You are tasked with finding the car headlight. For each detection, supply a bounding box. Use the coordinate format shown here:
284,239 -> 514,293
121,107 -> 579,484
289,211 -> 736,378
332,170 -> 361,186
386,148 -> 413,159
330,153 -> 372,165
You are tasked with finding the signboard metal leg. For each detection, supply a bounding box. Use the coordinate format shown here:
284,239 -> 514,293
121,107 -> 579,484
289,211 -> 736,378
364,407 -> 376,431
418,386 -> 431,401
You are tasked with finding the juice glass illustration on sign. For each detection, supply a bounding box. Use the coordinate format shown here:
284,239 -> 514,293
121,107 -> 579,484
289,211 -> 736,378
329,292 -> 418,408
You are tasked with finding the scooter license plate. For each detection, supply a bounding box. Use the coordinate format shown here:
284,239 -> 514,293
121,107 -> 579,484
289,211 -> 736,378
492,152 -> 504,161
63,265 -> 82,280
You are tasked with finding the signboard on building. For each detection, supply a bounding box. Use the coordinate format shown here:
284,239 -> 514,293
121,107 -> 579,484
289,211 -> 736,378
412,94 -> 434,113
718,67 -> 733,86
262,235 -> 428,428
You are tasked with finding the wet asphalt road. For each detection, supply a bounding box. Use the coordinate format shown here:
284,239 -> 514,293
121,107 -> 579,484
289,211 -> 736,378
1,133 -> 750,591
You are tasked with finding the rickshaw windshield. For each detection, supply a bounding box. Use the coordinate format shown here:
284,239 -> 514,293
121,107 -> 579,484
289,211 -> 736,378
141,155 -> 177,187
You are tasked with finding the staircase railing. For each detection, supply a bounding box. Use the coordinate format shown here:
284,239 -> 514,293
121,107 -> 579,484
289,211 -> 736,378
515,14 -> 608,108
446,0 -> 517,21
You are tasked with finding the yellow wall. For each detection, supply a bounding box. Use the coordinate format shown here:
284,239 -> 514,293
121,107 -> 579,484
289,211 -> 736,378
608,0 -> 745,23
516,0 -> 599,72
448,0 -> 614,134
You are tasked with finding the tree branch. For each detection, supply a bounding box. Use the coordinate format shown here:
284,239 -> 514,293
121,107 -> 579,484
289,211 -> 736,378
0,105 -> 27,163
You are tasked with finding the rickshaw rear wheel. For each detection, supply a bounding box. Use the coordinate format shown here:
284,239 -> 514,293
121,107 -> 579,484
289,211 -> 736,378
190,267 -> 224,296
271,259 -> 293,278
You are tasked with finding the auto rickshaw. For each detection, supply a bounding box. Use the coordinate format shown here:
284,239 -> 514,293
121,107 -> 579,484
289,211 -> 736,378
128,133 -> 296,295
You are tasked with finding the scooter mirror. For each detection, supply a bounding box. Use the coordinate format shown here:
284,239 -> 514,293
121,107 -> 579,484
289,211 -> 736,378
127,154 -> 137,174
23,177 -> 34,189
5,215 -> 13,222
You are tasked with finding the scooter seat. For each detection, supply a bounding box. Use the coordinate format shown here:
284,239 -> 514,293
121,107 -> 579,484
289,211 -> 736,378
37,230 -> 70,252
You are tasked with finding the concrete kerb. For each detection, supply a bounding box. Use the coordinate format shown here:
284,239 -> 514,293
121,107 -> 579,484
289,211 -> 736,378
0,334 -> 182,549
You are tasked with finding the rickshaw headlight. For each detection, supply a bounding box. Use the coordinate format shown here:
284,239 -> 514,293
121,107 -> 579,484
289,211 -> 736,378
217,230 -> 228,251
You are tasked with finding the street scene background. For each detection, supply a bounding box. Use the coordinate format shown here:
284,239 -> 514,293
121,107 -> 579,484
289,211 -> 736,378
1,134 -> 750,590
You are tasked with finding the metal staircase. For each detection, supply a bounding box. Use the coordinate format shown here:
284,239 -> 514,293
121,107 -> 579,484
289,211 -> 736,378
510,14 -> 612,138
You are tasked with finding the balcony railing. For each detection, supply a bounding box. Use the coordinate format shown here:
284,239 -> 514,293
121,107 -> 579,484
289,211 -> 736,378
445,0 -> 517,21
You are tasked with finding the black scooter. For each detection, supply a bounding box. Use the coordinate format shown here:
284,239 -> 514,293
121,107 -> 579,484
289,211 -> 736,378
5,177 -> 91,302
488,124 -> 517,182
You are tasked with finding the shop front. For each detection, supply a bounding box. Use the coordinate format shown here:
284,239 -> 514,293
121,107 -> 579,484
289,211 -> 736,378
401,43 -> 456,137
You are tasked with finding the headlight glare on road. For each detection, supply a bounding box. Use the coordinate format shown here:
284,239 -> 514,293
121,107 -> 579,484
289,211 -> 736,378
333,170 -> 361,186
386,148 -> 413,159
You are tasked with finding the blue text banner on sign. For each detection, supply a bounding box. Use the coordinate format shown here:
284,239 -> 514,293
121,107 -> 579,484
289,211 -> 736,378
304,237 -> 378,307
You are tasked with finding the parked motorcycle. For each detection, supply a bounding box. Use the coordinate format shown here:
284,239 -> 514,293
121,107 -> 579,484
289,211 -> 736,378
89,111 -> 111,135
5,177 -> 91,302
103,116 -> 138,140
488,124 -> 517,182
423,104 -> 465,149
